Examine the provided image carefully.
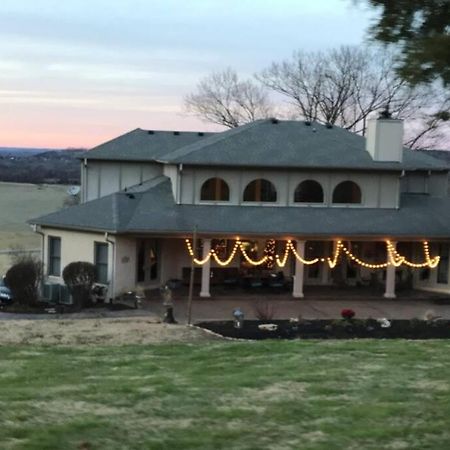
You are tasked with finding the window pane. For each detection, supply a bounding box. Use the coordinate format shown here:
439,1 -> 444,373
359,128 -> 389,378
294,180 -> 324,203
48,237 -> 61,276
332,181 -> 361,204
94,243 -> 108,283
200,178 -> 229,201
243,179 -> 277,202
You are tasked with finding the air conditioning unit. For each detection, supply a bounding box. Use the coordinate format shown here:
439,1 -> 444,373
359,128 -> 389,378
42,283 -> 60,303
42,283 -> 72,304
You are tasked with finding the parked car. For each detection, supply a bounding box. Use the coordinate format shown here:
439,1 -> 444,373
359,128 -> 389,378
0,278 -> 13,304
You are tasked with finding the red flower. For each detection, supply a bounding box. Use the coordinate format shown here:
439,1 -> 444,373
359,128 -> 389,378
341,309 -> 355,319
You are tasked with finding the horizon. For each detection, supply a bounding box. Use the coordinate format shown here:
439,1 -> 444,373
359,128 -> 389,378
0,0 -> 375,148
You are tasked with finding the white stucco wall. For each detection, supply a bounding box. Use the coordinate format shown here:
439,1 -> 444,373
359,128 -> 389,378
83,161 -> 162,202
42,227 -> 114,292
179,167 -> 400,208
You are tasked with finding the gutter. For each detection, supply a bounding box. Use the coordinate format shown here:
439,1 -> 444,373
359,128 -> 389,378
105,232 -> 115,301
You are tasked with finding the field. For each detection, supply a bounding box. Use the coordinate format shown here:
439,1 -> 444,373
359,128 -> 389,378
1,337 -> 450,450
0,182 -> 68,274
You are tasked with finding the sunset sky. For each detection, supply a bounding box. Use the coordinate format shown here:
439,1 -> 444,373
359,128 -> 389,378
0,0 -> 374,149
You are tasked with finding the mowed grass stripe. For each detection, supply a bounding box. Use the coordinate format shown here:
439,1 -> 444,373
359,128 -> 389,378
1,341 -> 450,449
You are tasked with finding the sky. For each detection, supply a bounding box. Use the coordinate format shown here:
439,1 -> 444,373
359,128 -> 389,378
0,0 -> 375,148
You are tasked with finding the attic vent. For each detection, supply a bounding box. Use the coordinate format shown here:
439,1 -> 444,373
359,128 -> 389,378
148,130 -> 154,134
326,123 -> 333,129
270,117 -> 279,124
198,132 -> 204,136
304,121 -> 311,126
173,131 -> 180,136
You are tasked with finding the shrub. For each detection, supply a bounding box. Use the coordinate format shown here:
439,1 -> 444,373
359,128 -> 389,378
5,257 -> 42,306
62,261 -> 96,309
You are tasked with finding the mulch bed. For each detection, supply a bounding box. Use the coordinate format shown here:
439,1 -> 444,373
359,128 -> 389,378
196,319 -> 450,340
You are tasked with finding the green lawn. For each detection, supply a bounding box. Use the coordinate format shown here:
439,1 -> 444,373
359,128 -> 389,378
1,340 -> 450,449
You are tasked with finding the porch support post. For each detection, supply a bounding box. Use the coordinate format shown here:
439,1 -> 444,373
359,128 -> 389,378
293,240 -> 305,298
200,238 -> 211,297
384,240 -> 396,299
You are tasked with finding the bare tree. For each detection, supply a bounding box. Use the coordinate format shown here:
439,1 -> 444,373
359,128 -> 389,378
258,46 -> 449,148
184,68 -> 273,128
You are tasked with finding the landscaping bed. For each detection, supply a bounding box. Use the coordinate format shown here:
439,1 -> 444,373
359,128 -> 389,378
197,318 -> 450,339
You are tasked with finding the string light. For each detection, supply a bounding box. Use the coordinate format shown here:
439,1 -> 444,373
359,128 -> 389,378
286,240 -> 319,265
184,238 -> 440,269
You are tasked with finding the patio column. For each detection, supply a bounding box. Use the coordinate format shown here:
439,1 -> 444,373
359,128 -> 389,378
293,240 -> 305,298
200,238 -> 211,297
384,240 -> 396,299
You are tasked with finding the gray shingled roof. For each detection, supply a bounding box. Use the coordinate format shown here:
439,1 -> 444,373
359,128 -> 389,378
158,119 -> 446,171
83,128 -> 215,162
31,177 -> 450,238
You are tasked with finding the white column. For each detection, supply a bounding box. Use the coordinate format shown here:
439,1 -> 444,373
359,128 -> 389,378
384,240 -> 396,298
200,239 -> 211,297
293,240 -> 305,298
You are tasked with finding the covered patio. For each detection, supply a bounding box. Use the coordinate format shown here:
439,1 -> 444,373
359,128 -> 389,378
172,236 -> 446,300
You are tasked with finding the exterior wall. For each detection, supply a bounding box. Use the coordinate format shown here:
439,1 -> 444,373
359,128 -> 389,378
163,165 -> 179,202
400,171 -> 449,197
114,236 -> 138,296
83,161 -> 162,202
180,167 -> 400,208
41,227 -> 114,292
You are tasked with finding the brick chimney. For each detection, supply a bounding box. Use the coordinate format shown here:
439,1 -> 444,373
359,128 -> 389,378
366,110 -> 404,163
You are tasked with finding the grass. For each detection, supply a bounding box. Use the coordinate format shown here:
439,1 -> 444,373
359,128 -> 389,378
1,340 -> 450,449
0,182 -> 68,273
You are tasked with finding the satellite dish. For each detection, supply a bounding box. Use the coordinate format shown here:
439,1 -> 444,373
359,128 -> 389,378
67,186 -> 81,196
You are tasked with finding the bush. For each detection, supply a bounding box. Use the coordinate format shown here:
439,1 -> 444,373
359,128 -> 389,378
5,258 -> 42,306
62,262 -> 96,309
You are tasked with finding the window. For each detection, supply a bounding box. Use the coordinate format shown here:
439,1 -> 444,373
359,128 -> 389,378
94,242 -> 109,284
200,177 -> 230,201
243,179 -> 277,202
48,236 -> 61,276
294,180 -> 324,203
332,181 -> 362,204
437,244 -> 449,284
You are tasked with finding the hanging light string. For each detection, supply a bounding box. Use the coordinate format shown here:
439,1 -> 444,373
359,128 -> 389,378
387,240 -> 440,268
185,239 -> 440,268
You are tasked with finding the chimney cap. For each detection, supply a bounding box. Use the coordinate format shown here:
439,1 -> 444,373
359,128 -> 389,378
379,107 -> 392,120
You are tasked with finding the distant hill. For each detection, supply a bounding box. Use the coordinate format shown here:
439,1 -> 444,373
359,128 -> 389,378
0,147 -> 60,157
0,147 -> 86,184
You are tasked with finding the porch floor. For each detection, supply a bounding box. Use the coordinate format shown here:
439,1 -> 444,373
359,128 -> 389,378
145,286 -> 450,322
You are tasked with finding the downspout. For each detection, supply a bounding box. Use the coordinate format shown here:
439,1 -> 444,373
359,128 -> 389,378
397,170 -> 405,209
31,224 -> 45,295
105,232 -> 115,302
177,163 -> 183,204
82,158 -> 87,203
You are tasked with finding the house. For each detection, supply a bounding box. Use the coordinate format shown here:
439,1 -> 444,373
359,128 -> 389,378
31,116 -> 450,300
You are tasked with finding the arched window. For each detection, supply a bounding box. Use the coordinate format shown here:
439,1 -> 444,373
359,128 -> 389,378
332,181 -> 362,204
243,179 -> 277,202
200,178 -> 230,201
294,180 -> 324,203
